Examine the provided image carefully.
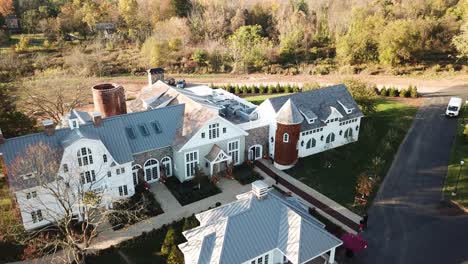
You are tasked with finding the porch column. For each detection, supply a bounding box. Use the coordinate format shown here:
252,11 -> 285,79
328,248 -> 336,264
210,162 -> 213,176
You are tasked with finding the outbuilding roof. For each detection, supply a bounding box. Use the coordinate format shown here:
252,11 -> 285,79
267,84 -> 364,130
179,190 -> 342,264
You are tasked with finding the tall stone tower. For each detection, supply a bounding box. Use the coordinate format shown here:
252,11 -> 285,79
92,83 -> 127,118
274,99 -> 304,170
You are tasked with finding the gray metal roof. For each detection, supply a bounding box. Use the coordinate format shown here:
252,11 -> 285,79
276,99 -> 304,125
268,84 -> 364,131
0,105 -> 185,190
180,190 -> 342,264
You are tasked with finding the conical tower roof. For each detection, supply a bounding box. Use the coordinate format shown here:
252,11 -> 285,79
276,99 -> 304,125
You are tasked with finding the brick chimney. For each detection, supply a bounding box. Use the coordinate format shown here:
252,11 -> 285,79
92,112 -> 102,127
0,129 -> 4,144
43,120 -> 55,136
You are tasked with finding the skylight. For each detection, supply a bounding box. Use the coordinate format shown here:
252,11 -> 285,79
138,124 -> 150,136
151,121 -> 162,134
126,126 -> 137,139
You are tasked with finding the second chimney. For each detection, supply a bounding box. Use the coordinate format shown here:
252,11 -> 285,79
43,120 -> 55,136
92,112 -> 102,127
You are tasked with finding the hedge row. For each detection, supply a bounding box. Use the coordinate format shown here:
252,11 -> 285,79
212,82 -> 322,95
378,85 -> 418,98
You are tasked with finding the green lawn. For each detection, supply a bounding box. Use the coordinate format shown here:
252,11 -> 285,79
285,98 -> 418,214
244,93 -> 292,105
443,104 -> 468,209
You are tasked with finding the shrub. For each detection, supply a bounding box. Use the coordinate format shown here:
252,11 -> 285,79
399,88 -> 407,98
388,87 -> 398,97
167,245 -> 184,264
15,35 -> 31,52
284,84 -> 292,93
241,84 -> 248,94
161,227 -> 179,256
410,86 -> 418,98
275,83 -> 282,93
259,84 -> 265,94
293,84 -> 300,93
380,87 -> 387,96
302,82 -> 320,91
182,216 -> 200,231
234,85 -> 240,94
267,85 -> 275,94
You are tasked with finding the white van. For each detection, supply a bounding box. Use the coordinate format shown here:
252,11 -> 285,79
446,97 -> 463,117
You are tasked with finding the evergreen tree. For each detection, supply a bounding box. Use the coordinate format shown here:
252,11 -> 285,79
167,245 -> 184,264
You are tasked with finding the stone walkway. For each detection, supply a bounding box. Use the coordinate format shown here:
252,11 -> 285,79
89,177 -> 251,250
255,159 -> 361,234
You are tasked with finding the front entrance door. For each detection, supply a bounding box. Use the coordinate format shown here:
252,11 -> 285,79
249,145 -> 263,161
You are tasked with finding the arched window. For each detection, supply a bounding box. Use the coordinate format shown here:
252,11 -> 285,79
144,159 -> 159,182
306,138 -> 316,149
161,157 -> 172,177
344,128 -> 353,138
77,148 -> 93,166
356,125 -> 360,131
326,133 -> 335,143
283,133 -> 289,143
132,165 -> 142,185
103,154 -> 108,163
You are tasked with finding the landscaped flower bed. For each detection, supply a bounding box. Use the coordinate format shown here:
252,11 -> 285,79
233,163 -> 264,185
164,176 -> 221,206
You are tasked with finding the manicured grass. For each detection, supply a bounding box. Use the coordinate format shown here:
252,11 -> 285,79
286,98 -> 418,214
164,176 -> 221,206
444,104 -> 468,209
87,215 -> 199,263
244,93 -> 292,105
233,163 -> 264,185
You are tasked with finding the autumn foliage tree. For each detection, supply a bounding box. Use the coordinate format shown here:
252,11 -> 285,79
0,0 -> 13,17
355,173 -> 374,198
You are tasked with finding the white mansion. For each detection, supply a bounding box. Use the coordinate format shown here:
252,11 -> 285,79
0,73 -> 362,231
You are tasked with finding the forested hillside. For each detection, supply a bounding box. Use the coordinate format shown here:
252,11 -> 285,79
0,0 -> 467,76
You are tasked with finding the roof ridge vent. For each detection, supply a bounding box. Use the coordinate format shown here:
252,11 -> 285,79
252,180 -> 269,199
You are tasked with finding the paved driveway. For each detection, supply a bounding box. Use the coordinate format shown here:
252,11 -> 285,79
356,85 -> 468,264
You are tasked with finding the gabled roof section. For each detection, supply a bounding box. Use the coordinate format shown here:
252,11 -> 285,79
276,99 -> 304,125
180,190 -> 342,264
0,105 -> 185,191
268,84 -> 364,130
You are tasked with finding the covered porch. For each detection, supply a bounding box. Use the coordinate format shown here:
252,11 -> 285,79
204,144 -> 232,176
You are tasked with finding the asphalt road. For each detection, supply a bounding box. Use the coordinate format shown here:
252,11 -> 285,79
356,85 -> 468,264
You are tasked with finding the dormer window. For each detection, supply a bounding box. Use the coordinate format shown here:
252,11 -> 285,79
69,118 -> 79,129
283,133 -> 289,143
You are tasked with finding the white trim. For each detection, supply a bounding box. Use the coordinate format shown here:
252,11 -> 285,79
161,156 -> 172,177
248,144 -> 263,161
178,116 -> 248,152
283,133 -> 289,143
144,158 -> 160,183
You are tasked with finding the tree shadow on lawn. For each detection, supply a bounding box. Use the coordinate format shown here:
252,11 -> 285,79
286,101 -> 417,214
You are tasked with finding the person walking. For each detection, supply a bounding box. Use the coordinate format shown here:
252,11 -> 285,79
363,214 -> 368,230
